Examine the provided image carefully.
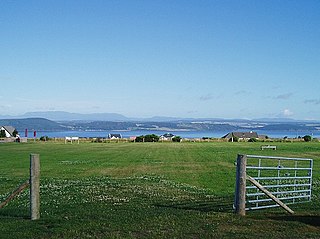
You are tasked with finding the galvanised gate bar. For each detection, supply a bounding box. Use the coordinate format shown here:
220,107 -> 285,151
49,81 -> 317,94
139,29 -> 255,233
235,154 -> 313,215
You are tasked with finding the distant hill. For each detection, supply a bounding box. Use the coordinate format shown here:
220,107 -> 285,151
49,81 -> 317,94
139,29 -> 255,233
261,123 -> 316,131
253,118 -> 303,123
62,121 -> 239,131
20,111 -> 129,121
0,118 -> 67,132
0,111 -> 129,121
1,111 -> 320,134
1,117 -> 320,134
1,111 -> 320,124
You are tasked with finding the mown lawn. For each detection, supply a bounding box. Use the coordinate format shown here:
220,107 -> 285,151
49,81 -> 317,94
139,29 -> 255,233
0,141 -> 319,238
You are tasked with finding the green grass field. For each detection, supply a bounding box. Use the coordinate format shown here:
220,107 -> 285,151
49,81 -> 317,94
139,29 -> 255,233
0,141 -> 319,238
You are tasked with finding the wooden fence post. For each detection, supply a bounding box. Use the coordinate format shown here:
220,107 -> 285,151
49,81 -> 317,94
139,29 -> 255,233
30,154 -> 40,220
235,154 -> 247,216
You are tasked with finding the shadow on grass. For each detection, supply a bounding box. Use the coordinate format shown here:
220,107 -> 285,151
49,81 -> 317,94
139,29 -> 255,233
0,208 -> 30,220
154,195 -> 234,213
268,215 -> 320,227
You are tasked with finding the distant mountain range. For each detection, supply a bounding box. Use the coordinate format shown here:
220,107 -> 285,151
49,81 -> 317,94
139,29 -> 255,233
0,111 -> 129,121
1,111 -> 320,134
1,111 -> 319,123
0,118 -> 66,131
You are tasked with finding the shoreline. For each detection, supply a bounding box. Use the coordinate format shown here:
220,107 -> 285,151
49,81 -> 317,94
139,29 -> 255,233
20,129 -> 320,140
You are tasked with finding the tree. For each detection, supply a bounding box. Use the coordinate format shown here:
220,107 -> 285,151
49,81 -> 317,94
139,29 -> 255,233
134,134 -> 159,142
135,135 -> 145,142
40,136 -> 49,141
172,136 -> 182,142
144,134 -> 159,142
12,129 -> 18,137
0,130 -> 6,138
303,135 -> 312,142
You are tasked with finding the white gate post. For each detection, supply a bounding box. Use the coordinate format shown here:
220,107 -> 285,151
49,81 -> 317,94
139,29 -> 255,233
235,154 -> 247,216
30,154 -> 40,220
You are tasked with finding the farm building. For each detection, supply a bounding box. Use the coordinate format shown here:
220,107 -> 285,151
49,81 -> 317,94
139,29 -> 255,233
159,133 -> 175,141
222,131 -> 259,141
108,133 -> 122,139
0,126 -> 17,138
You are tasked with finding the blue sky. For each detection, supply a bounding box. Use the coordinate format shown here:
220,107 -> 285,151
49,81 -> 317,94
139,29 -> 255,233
1,0 -> 320,120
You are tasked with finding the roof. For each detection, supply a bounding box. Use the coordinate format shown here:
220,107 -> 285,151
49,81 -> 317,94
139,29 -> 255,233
161,133 -> 175,138
1,126 -> 16,136
222,131 -> 258,139
108,133 -> 122,138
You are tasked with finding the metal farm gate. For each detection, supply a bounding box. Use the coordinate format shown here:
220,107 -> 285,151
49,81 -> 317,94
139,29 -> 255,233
234,154 -> 313,215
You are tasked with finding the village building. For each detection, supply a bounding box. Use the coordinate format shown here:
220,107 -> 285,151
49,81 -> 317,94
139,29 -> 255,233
0,125 -> 25,142
108,133 -> 122,139
159,133 -> 175,141
0,126 -> 17,138
222,131 -> 259,141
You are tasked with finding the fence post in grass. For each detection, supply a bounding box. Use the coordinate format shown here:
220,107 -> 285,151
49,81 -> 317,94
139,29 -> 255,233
30,154 -> 40,220
235,154 -> 246,216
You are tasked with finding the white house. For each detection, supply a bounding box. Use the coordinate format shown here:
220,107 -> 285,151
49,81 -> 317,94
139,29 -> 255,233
108,133 -> 122,139
0,126 -> 16,138
159,133 -> 175,141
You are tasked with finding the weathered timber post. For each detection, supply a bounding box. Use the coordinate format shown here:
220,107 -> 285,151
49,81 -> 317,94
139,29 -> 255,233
235,154 -> 247,216
30,154 -> 40,220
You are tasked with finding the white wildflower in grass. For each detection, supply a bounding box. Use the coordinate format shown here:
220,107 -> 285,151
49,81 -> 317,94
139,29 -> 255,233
1,175 -> 219,219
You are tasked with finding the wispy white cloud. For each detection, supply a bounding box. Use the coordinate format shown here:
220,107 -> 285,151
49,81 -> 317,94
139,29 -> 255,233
273,109 -> 294,118
274,93 -> 294,100
234,90 -> 248,95
199,94 -> 214,101
282,109 -> 294,117
0,103 -> 13,109
199,93 -> 223,101
304,99 -> 320,105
